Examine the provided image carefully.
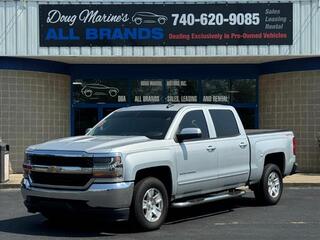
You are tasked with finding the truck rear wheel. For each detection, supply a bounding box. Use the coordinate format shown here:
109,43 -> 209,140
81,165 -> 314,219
130,177 -> 168,231
253,164 -> 283,205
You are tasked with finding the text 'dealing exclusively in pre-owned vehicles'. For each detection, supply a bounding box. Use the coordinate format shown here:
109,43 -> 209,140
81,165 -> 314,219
21,104 -> 297,231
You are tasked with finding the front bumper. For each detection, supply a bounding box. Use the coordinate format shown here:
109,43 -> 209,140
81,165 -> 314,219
21,178 -> 134,220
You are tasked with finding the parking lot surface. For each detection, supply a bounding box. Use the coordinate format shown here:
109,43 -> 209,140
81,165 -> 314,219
0,188 -> 319,240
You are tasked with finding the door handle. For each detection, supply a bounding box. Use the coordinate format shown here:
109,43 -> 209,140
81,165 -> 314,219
239,142 -> 248,149
206,146 -> 216,152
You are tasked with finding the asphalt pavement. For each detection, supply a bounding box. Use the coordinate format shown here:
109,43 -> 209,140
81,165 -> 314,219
0,188 -> 319,240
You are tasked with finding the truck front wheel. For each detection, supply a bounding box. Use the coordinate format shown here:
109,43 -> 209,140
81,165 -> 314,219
130,177 -> 168,231
253,164 -> 283,205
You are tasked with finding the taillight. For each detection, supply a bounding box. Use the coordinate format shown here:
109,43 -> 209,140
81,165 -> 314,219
293,137 -> 297,155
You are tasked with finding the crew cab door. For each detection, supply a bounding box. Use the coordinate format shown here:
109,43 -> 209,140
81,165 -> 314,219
174,109 -> 219,197
208,109 -> 250,187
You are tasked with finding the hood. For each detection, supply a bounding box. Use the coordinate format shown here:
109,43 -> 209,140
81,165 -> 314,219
27,135 -> 151,153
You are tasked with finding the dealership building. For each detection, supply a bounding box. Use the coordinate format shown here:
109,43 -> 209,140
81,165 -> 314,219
0,0 -> 319,173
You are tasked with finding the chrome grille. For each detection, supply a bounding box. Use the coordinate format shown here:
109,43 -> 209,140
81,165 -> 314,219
30,172 -> 92,187
29,155 -> 93,168
27,152 -> 93,188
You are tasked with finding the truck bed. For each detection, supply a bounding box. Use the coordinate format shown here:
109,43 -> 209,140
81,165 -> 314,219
245,129 -> 289,135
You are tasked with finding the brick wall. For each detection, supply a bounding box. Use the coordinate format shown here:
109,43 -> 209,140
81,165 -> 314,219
259,71 -> 320,172
0,70 -> 70,173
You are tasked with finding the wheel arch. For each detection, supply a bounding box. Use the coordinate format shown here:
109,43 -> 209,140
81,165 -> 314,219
134,166 -> 174,200
264,152 -> 286,176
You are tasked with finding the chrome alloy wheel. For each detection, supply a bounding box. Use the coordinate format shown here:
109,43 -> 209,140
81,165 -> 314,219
142,188 -> 163,222
268,171 -> 281,198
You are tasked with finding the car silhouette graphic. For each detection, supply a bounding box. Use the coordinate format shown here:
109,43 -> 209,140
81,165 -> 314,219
81,84 -> 119,98
132,12 -> 168,25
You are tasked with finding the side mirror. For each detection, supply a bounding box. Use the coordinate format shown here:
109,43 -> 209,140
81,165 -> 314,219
85,128 -> 92,134
176,128 -> 202,142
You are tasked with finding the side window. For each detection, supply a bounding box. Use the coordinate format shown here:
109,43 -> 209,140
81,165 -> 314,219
209,110 -> 240,138
178,110 -> 209,140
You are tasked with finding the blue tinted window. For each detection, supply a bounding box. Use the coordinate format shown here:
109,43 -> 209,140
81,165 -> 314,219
209,110 -> 239,138
91,111 -> 177,139
178,110 -> 209,140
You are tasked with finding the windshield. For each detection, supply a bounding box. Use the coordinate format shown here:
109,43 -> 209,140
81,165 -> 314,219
90,110 -> 177,139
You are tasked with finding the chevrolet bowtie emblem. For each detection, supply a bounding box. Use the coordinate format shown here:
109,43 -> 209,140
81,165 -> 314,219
47,166 -> 61,173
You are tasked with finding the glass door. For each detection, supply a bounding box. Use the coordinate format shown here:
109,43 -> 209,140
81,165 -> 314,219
103,108 -> 118,118
235,108 -> 257,129
72,106 -> 122,136
73,108 -> 99,136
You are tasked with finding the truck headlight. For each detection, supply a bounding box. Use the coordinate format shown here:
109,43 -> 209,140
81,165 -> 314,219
93,155 -> 123,179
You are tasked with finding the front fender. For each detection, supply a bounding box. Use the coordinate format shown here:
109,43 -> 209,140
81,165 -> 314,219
123,148 -> 177,195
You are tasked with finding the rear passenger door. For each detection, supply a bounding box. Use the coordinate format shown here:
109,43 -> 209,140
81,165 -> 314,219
208,109 -> 250,187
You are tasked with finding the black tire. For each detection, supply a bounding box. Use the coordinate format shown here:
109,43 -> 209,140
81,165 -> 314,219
130,177 -> 168,231
253,164 -> 283,205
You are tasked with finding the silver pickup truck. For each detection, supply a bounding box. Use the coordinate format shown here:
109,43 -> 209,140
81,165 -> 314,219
21,104 -> 297,230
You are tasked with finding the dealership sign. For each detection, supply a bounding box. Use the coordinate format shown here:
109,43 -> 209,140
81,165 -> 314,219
39,3 -> 293,46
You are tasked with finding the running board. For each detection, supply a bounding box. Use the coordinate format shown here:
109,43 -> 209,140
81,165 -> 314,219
171,189 -> 246,208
